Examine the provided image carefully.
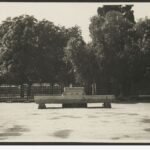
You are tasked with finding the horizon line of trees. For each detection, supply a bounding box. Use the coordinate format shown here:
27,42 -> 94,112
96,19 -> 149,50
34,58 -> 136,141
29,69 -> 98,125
0,5 -> 150,98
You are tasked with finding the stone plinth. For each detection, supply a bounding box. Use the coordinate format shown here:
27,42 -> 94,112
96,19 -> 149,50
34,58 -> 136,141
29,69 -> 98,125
63,87 -> 85,96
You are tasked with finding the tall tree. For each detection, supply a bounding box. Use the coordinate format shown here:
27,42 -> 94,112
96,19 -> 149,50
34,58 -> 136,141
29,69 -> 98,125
64,34 -> 100,94
89,5 -> 137,96
35,20 -> 79,87
0,16 -> 81,96
134,18 -> 150,94
0,15 -> 38,97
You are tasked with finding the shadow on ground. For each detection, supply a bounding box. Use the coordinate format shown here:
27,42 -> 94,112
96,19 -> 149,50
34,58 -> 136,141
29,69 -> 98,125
46,107 -> 62,109
141,118 -> 150,123
144,128 -> 150,132
52,129 -> 72,139
45,107 -> 108,109
0,125 -> 29,140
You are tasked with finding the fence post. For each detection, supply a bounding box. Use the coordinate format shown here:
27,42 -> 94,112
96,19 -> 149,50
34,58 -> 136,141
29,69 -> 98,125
52,83 -> 54,95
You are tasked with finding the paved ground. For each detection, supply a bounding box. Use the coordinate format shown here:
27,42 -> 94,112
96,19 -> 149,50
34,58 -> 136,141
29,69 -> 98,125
0,103 -> 150,143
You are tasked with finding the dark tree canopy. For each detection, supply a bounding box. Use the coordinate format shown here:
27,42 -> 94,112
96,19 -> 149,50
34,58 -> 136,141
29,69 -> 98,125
0,15 -> 38,85
0,5 -> 150,98
97,5 -> 135,23
0,15 -> 81,88
88,5 -> 139,96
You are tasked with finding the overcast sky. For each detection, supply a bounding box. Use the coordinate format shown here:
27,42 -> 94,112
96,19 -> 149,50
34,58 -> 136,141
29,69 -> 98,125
0,2 -> 150,42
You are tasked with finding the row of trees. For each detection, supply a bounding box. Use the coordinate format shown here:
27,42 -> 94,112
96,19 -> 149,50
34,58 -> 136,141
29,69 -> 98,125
0,5 -> 150,97
65,5 -> 150,96
0,15 -> 80,97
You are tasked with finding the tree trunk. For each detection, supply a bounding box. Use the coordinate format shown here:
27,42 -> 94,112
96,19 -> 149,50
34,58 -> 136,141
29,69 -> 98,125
92,82 -> 97,95
85,82 -> 92,95
20,84 -> 24,98
27,83 -> 32,98
51,83 -> 54,95
60,83 -> 64,94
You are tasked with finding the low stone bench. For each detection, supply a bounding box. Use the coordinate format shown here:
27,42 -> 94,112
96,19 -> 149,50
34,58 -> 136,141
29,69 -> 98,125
35,95 -> 115,109
35,87 -> 115,109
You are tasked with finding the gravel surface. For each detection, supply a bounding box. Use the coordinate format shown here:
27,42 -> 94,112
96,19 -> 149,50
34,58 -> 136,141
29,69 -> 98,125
0,103 -> 150,143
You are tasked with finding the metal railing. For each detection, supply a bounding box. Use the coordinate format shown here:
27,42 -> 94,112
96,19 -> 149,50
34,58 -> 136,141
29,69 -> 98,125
0,84 -> 63,102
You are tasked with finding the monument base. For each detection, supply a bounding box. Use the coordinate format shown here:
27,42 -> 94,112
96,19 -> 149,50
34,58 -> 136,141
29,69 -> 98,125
62,103 -> 87,108
38,103 -> 46,109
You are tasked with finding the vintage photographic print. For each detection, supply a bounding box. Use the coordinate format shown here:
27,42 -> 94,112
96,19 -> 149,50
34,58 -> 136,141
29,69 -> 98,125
0,1 -> 150,144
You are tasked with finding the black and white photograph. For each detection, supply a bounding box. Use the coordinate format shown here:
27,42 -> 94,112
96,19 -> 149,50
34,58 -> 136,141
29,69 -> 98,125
0,1 -> 150,144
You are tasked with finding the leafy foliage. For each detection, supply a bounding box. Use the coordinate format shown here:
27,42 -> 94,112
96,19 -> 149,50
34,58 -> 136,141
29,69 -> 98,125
0,15 -> 38,84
